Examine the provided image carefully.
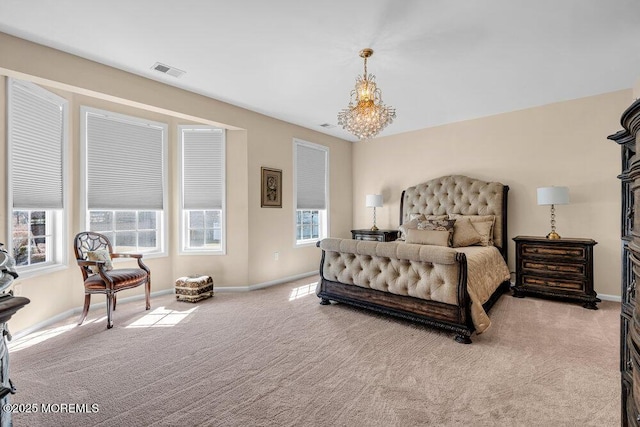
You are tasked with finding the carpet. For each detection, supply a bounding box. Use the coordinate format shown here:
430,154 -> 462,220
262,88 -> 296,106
8,276 -> 619,426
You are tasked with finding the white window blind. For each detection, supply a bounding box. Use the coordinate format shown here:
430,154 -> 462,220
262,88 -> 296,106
296,142 -> 327,210
9,79 -> 66,209
181,127 -> 225,209
84,109 -> 166,210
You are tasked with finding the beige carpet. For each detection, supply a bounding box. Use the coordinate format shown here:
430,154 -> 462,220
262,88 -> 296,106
8,276 -> 619,426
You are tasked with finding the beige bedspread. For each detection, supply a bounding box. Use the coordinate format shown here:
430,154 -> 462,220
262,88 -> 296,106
454,246 -> 511,333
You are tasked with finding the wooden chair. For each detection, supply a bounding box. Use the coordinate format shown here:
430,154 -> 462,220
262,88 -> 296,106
73,232 -> 151,329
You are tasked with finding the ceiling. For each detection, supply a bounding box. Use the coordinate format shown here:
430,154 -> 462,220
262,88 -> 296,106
1,0 -> 639,142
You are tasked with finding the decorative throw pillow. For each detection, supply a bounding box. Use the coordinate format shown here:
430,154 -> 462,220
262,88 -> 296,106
451,217 -> 483,247
449,214 -> 495,246
417,218 -> 456,247
87,249 -> 113,274
406,229 -> 450,247
398,215 -> 447,241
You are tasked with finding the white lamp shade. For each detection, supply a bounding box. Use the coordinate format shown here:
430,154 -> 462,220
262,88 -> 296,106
537,186 -> 569,206
365,194 -> 383,208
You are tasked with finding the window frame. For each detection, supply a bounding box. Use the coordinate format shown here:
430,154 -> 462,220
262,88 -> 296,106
80,106 -> 168,258
6,79 -> 68,277
293,138 -> 329,247
178,125 -> 226,255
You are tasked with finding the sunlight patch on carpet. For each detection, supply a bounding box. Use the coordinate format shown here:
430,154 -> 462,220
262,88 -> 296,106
9,323 -> 76,352
289,282 -> 316,301
126,306 -> 198,328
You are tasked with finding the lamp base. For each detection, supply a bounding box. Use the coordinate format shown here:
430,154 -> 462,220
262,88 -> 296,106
546,231 -> 561,240
371,225 -> 379,231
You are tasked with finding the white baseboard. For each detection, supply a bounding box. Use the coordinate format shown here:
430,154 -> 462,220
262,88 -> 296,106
598,293 -> 621,303
11,273 -> 318,339
216,271 -> 317,292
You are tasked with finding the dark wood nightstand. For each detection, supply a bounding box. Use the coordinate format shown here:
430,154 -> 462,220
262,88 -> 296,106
512,236 -> 599,309
351,229 -> 399,242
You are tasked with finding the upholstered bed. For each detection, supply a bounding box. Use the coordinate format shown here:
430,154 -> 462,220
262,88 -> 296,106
316,175 -> 511,343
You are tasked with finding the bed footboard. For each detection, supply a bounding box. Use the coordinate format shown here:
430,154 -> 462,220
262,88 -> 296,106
316,239 -> 477,343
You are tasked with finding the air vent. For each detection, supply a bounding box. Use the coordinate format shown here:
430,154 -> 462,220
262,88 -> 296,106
151,62 -> 186,78
319,123 -> 336,128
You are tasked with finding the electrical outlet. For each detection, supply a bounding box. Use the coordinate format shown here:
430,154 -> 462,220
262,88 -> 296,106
14,284 -> 22,296
274,252 -> 279,261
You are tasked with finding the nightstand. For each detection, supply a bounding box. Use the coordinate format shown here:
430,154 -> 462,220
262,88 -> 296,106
512,236 -> 599,309
351,229 -> 398,242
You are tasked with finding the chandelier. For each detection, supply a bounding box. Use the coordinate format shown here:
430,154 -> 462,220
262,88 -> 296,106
337,48 -> 396,140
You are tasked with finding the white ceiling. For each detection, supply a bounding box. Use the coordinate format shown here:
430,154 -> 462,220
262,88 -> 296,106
1,0 -> 639,142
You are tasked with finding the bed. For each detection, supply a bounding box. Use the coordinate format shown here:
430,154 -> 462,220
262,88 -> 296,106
315,175 -> 511,343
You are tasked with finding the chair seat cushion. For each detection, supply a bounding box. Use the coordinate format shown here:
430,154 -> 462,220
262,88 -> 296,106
85,268 -> 148,291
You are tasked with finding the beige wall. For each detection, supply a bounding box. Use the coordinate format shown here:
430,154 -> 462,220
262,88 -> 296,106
0,31 -> 633,334
0,33 -> 353,332
352,90 -> 632,298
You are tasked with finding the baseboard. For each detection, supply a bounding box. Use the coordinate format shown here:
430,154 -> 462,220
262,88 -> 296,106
598,293 -> 621,303
216,271 -> 318,292
11,273 -> 318,339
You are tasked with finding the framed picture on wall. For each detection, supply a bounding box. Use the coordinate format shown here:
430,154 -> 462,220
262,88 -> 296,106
261,167 -> 282,208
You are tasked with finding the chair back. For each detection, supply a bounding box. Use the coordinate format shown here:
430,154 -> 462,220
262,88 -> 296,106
74,232 -> 113,278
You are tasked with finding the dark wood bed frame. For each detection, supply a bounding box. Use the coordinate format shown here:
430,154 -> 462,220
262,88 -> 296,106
316,177 -> 510,343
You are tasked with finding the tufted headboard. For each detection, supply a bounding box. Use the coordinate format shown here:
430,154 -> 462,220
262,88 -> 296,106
399,175 -> 509,260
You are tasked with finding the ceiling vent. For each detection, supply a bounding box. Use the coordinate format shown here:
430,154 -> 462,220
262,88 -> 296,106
151,62 -> 185,78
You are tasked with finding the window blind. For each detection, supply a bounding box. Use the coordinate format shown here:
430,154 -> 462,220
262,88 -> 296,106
181,127 -> 225,210
295,142 -> 327,210
9,79 -> 66,209
85,109 -> 166,210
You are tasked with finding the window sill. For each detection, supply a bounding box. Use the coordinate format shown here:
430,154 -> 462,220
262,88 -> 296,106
15,263 -> 68,280
179,249 -> 226,256
295,240 -> 322,248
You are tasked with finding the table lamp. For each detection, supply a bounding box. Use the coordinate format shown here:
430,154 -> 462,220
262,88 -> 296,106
366,194 -> 383,231
537,186 -> 569,239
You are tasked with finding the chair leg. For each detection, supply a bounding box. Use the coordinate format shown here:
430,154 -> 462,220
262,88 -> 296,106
145,278 -> 151,310
113,294 -> 117,311
78,294 -> 91,326
106,293 -> 115,329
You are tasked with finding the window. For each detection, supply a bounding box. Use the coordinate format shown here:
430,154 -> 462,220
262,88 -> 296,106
88,211 -> 159,253
7,79 -> 67,271
179,126 -> 225,253
82,107 -> 167,255
293,139 -> 328,246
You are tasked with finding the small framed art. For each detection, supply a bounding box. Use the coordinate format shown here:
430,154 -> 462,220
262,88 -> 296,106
261,167 -> 282,208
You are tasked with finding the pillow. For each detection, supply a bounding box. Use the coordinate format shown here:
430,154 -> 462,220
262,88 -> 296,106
398,215 -> 447,241
451,217 -> 483,247
417,218 -> 456,247
449,214 -> 495,246
406,229 -> 450,246
87,249 -> 113,274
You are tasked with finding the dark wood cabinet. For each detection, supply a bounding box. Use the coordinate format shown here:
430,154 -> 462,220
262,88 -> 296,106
350,229 -> 398,242
609,98 -> 640,426
512,236 -> 599,309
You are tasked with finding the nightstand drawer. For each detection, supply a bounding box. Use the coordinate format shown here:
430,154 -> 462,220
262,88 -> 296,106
354,235 -> 382,241
520,243 -> 586,260
521,260 -> 585,276
521,274 -> 584,291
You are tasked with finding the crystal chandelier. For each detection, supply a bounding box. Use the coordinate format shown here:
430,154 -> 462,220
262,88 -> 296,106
337,48 -> 396,140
